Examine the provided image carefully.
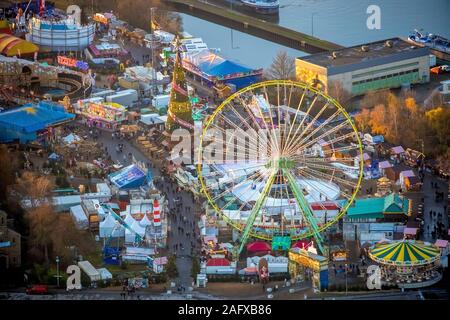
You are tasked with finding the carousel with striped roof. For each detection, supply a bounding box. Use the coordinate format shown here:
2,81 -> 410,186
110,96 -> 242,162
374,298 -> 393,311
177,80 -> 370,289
368,239 -> 442,288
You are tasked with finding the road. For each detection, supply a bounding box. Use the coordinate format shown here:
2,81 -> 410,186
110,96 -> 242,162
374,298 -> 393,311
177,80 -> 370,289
0,290 -> 220,300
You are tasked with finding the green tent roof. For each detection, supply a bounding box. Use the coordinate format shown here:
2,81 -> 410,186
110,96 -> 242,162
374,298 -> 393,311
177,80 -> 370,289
344,194 -> 409,219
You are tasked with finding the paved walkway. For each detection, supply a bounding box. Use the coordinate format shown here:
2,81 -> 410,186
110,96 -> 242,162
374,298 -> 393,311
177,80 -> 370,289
81,123 -> 201,288
421,173 -> 448,242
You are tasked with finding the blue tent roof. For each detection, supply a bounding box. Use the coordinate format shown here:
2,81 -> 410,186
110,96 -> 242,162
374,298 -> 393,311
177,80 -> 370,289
0,101 -> 75,133
189,50 -> 254,77
199,59 -> 253,77
108,164 -> 147,189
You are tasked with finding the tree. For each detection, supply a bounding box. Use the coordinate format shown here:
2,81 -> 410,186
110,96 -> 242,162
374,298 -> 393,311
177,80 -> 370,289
368,104 -> 389,137
14,171 -> 54,208
26,204 -> 96,266
265,51 -> 296,80
327,80 -> 352,104
165,38 -> 193,132
354,108 -> 371,133
50,214 -> 96,265
360,90 -> 390,109
191,255 -> 201,279
386,93 -> 401,143
426,107 -> 450,148
165,254 -> 179,279
116,1 -> 183,35
0,145 -> 19,203
26,205 -> 55,264
425,90 -> 444,109
436,148 -> 450,175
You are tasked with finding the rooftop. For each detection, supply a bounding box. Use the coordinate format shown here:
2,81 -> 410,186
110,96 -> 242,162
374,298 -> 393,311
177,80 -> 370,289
0,101 -> 75,133
298,38 -> 429,74
344,194 -> 410,219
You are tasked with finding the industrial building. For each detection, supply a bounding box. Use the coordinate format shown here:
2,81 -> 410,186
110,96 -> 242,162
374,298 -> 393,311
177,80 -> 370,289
296,38 -> 430,96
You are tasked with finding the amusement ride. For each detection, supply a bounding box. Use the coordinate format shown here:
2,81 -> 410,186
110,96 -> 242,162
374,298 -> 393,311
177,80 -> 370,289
197,80 -> 364,260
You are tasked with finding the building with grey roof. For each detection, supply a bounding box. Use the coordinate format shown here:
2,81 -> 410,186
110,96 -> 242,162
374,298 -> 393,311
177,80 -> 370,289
296,38 -> 430,96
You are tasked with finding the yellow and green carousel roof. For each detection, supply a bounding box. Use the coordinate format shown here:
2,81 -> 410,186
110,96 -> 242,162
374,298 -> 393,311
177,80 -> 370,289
369,240 -> 440,266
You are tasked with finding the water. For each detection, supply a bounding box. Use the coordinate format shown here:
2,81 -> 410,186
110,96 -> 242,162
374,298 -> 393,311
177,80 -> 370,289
180,0 -> 450,68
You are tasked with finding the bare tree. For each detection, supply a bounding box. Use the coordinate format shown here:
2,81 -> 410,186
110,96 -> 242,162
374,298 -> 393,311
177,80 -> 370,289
27,205 -> 55,264
265,51 -> 296,80
14,172 -> 54,209
327,80 -> 351,104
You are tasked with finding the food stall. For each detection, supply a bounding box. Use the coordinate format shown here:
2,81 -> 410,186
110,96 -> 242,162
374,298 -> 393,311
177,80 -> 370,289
75,100 -> 127,130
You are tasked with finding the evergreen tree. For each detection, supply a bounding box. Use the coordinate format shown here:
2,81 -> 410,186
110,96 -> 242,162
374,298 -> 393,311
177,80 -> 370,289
165,254 -> 179,279
191,255 -> 201,279
165,37 -> 193,132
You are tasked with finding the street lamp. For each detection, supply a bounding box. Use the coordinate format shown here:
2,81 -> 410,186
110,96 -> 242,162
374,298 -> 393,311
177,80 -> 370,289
230,2 -> 239,49
55,256 -> 60,288
311,12 -> 318,37
344,263 -> 348,295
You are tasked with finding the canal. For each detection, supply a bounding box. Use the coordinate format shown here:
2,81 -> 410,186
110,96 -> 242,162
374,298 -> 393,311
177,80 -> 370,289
51,0 -> 450,69
180,0 -> 450,68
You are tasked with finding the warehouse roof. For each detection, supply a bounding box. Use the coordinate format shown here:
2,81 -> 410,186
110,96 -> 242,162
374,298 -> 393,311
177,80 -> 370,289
298,38 -> 429,75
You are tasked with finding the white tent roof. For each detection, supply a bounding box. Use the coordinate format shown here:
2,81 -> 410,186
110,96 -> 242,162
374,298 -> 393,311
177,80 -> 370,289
63,133 -> 81,145
139,213 -> 152,227
97,267 -> 113,280
123,212 -> 135,226
100,213 -> 117,228
126,220 -> 146,236
78,261 -> 101,281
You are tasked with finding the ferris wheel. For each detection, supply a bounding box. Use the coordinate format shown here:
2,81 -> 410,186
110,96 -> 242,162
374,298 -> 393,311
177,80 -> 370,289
197,80 -> 364,257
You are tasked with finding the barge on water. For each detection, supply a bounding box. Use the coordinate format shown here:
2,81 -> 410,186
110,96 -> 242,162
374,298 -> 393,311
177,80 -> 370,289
240,0 -> 279,15
408,30 -> 450,62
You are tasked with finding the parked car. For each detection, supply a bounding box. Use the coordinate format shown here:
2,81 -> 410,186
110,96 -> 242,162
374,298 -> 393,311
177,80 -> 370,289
26,285 -> 49,295
431,65 -> 450,74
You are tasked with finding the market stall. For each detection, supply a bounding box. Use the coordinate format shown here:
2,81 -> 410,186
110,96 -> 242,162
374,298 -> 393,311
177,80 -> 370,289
75,100 -> 127,130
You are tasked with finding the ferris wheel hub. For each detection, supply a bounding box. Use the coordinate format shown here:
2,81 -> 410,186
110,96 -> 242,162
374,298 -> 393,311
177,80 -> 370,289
265,157 -> 295,170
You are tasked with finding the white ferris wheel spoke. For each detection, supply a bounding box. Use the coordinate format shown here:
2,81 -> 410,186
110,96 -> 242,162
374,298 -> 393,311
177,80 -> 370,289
282,95 -> 324,155
283,100 -> 329,156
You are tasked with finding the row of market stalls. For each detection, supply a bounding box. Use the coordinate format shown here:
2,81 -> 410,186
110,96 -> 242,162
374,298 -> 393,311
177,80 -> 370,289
358,133 -> 425,190
60,161 -> 170,278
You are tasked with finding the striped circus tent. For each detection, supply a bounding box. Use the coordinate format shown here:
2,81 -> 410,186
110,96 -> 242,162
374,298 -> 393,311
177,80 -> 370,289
369,240 -> 440,266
